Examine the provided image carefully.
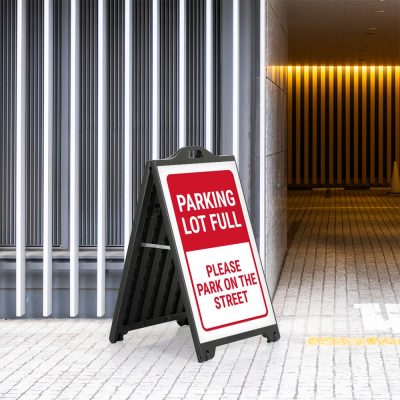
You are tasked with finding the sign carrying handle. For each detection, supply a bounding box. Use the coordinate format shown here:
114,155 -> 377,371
165,146 -> 218,163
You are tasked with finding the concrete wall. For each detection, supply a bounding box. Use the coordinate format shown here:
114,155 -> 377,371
263,0 -> 288,295
218,0 -> 288,297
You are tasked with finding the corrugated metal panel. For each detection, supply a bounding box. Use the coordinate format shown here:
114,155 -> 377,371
52,0 -> 65,247
79,0 -> 98,246
159,0 -> 179,158
132,0 -> 152,201
0,0 -> 16,247
185,0 -> 205,147
0,0 -> 223,252
10,0 -> 63,248
26,0 -> 43,247
0,0 -> 246,319
107,0 -> 124,246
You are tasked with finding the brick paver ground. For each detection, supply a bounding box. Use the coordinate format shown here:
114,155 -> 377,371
2,189 -> 400,399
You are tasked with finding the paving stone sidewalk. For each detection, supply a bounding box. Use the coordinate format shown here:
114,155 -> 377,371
1,189 -> 400,399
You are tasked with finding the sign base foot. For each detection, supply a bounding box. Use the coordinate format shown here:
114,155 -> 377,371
262,324 -> 280,343
197,347 -> 216,363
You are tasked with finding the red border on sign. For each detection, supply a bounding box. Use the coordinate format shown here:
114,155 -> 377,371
166,170 -> 269,332
183,241 -> 268,331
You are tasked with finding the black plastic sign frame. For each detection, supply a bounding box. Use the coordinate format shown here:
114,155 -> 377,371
110,147 -> 280,362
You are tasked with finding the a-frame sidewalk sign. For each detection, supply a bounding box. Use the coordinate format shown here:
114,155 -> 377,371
109,147 -> 280,362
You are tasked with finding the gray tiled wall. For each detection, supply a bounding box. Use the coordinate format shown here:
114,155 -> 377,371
264,0 -> 288,295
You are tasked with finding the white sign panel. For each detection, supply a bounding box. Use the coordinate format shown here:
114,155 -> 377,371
158,161 -> 276,343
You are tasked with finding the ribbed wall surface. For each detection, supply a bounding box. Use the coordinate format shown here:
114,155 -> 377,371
288,66 -> 400,187
0,0 -> 64,248
26,0 -> 44,246
0,0 -> 269,320
0,0 -> 222,250
52,0 -> 66,247
79,0 -> 98,246
107,0 -> 124,246
185,0 -> 205,147
159,0 -> 179,158
132,0 -> 152,201
0,0 -> 16,247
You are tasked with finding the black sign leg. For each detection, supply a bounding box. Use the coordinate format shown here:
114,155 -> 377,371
109,166 -> 153,344
175,290 -> 188,326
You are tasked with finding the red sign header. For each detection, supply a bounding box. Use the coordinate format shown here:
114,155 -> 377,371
167,170 -> 248,252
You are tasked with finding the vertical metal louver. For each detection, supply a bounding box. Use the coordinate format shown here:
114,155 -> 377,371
132,0 -> 152,200
52,0 -> 66,247
1,0 -> 250,319
107,0 -> 124,246
79,0 -> 98,246
0,0 -> 16,247
0,0 -> 224,252
21,0 -> 64,248
26,0 -> 44,247
185,0 -> 205,147
159,0 -> 179,158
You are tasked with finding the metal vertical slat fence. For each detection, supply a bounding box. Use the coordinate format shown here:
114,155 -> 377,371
205,0 -> 213,152
43,0 -> 53,316
123,0 -> 132,256
16,0 -> 26,316
178,0 -> 186,148
97,0 -> 106,317
2,0 -> 254,317
70,0 -> 80,317
151,0 -> 159,160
